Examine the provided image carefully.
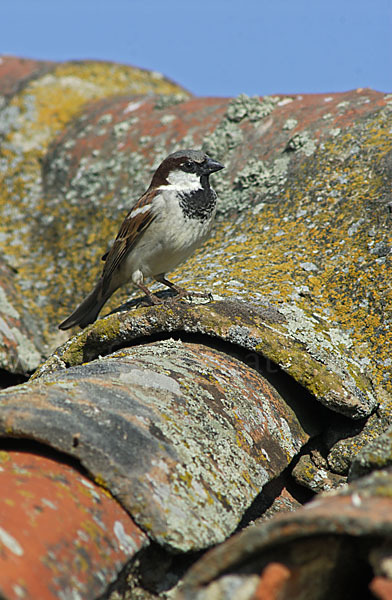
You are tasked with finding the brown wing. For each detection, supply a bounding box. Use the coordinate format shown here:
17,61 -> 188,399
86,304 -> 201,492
101,189 -> 157,284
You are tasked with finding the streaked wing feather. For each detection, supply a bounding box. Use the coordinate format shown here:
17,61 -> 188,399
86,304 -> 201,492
101,189 -> 156,284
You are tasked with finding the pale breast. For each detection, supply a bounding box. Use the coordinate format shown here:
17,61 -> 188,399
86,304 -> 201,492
125,187 -> 216,279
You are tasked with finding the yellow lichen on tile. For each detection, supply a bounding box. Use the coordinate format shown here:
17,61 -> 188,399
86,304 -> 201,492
173,108 -> 392,390
0,61 -> 188,353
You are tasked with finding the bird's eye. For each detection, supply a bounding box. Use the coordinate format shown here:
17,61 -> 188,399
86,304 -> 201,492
182,160 -> 194,172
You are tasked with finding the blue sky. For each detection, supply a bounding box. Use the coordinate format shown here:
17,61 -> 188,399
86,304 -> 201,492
2,0 -> 391,97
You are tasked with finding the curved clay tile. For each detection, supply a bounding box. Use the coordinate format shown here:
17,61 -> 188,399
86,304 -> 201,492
1,56 -> 392,598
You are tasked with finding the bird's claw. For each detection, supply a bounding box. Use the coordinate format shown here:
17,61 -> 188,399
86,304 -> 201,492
182,291 -> 213,305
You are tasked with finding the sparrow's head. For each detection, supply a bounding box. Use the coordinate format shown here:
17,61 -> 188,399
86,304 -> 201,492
151,149 -> 224,191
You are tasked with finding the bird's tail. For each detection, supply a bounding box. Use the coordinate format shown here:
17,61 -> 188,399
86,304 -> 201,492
58,280 -> 109,330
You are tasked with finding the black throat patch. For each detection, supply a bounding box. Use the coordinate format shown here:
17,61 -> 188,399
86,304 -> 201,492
178,181 -> 217,222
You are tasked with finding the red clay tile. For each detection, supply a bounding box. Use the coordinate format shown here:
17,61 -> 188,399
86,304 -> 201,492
252,563 -> 291,600
0,55 -> 54,98
0,340 -> 313,553
0,450 -> 147,600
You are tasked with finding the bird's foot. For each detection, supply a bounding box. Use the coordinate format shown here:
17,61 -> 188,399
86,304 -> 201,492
181,290 -> 214,305
137,282 -> 163,306
146,293 -> 163,305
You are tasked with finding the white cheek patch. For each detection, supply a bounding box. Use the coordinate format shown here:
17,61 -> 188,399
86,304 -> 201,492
163,169 -> 202,192
129,203 -> 151,219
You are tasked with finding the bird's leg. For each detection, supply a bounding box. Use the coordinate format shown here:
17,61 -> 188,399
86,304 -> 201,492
136,282 -> 162,305
154,275 -> 212,302
154,275 -> 189,298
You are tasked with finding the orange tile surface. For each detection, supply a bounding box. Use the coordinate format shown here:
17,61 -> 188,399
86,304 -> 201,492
0,450 -> 147,600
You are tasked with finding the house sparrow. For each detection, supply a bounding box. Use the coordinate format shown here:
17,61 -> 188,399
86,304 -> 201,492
58,149 -> 224,330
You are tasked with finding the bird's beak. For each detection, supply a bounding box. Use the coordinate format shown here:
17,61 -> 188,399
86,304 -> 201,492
202,157 -> 225,175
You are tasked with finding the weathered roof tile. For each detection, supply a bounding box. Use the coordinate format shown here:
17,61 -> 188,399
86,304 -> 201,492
0,449 -> 147,599
1,340 -> 315,553
178,469 -> 392,599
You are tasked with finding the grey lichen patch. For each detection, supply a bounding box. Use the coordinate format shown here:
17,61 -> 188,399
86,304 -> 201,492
65,151 -> 146,205
4,92 -> 51,152
233,156 -> 290,196
349,425 -> 392,480
7,337 -> 309,552
112,117 -> 138,138
95,340 -> 306,549
11,328 -> 42,373
178,132 -> 196,150
0,104 -> 22,136
154,93 -> 189,110
199,94 -> 289,217
139,135 -> 152,146
276,304 -> 376,417
226,324 -> 260,350
97,113 -> 113,126
201,94 -> 293,217
285,131 -> 317,156
226,94 -> 280,123
203,123 -> 284,216
0,286 -> 19,319
202,119 -> 243,159
283,118 -> 298,131
149,138 -> 176,172
160,114 -> 176,126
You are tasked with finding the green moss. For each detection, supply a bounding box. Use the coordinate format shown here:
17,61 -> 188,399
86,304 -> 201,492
61,332 -> 90,366
60,316 -> 121,366
87,314 -> 122,339
255,327 -> 348,404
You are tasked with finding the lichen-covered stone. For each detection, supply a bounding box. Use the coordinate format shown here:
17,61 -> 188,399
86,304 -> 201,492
0,55 -> 54,98
177,469 -> 392,599
0,339 -> 313,552
349,424 -> 392,480
327,393 -> 392,474
292,453 -> 346,493
225,93 -> 280,123
22,86 -> 388,423
1,68 -> 390,421
1,58 -> 392,596
34,298 -> 375,419
0,58 -> 189,373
